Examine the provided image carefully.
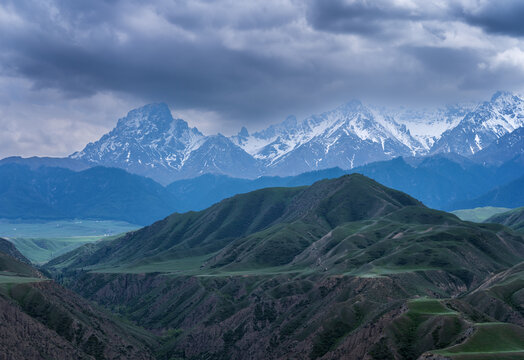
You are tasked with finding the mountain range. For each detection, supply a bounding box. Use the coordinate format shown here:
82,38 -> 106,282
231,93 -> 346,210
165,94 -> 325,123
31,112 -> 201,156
64,91 -> 524,184
0,164 -> 177,225
42,174 -> 524,359
2,151 -> 524,226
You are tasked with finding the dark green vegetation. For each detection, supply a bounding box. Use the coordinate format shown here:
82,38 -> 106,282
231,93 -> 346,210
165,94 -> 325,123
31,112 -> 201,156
0,238 -> 43,282
0,163 -> 178,224
41,174 -> 524,359
433,323 -> 524,359
0,219 -> 139,264
486,207 -> 524,234
0,238 -> 156,359
48,174 -> 428,272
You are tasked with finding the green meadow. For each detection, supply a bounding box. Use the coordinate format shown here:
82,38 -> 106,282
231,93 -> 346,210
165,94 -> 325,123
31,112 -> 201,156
452,206 -> 512,222
435,323 -> 524,359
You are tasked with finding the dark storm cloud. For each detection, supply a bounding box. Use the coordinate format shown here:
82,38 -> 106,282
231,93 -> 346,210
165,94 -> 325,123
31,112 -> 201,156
0,0 -> 524,158
0,0 -> 309,122
306,0 -> 425,35
404,46 -> 482,77
459,0 -> 524,37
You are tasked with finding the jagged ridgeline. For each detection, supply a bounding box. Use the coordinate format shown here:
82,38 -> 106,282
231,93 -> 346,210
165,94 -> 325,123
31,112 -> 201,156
45,174 -> 524,360
69,91 -> 524,184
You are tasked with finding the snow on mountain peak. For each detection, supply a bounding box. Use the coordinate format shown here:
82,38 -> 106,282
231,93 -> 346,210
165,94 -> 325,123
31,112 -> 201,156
430,91 -> 524,156
70,91 -> 524,183
490,90 -> 521,104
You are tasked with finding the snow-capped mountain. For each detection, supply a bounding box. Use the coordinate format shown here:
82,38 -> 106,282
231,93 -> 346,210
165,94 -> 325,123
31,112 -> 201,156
472,126 -> 524,165
231,100 -> 426,175
71,103 -> 205,182
431,91 -> 524,156
71,92 -> 524,183
385,104 -> 474,150
71,103 -> 260,183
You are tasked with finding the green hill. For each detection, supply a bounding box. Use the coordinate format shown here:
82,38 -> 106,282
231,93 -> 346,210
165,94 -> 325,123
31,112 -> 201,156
486,206 -> 524,234
0,219 -> 139,264
0,163 -> 178,225
43,174 -> 524,360
0,238 -> 42,281
47,174 -> 424,272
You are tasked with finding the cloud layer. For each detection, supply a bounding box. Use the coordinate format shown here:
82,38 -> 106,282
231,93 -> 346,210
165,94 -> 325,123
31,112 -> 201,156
1,0 -> 524,157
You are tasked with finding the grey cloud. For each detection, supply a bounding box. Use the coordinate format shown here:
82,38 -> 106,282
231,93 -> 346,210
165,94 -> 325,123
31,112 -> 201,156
0,0 -> 524,159
306,0 -> 429,35
460,0 -> 524,37
1,0 -> 360,129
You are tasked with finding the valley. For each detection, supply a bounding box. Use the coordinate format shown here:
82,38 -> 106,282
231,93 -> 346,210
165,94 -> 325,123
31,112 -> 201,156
1,97 -> 523,358
0,219 -> 139,264
2,3 -> 524,359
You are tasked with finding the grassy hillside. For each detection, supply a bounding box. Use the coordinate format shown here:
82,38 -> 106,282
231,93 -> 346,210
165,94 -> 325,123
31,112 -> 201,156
47,174 -> 425,272
44,174 -> 524,359
486,206 -> 524,233
432,323 -> 524,359
0,238 -> 41,278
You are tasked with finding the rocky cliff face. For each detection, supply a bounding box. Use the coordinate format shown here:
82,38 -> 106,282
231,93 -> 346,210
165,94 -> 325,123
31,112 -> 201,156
0,280 -> 156,359
0,245 -> 156,360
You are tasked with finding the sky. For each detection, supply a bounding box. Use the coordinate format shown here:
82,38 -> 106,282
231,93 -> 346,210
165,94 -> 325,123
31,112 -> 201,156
1,0 -> 524,158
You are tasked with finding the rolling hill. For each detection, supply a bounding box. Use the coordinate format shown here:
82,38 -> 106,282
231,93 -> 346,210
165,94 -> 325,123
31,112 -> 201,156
486,207 -> 524,234
45,174 -> 524,360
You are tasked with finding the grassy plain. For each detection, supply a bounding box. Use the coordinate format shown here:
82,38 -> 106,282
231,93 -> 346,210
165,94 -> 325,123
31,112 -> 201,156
0,219 -> 139,264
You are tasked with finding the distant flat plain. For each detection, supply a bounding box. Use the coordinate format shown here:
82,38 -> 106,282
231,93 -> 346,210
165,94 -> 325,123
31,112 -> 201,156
0,219 -> 140,264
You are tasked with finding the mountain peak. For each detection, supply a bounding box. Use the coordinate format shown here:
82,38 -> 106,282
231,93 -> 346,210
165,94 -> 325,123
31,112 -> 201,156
490,90 -> 521,105
238,126 -> 249,138
117,102 -> 174,129
283,115 -> 297,128
338,99 -> 364,112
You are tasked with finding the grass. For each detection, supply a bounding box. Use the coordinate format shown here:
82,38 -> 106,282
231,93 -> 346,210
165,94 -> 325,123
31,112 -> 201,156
452,207 -> 512,223
88,253 -> 312,277
0,219 -> 139,264
90,254 -> 215,275
353,266 -> 439,278
0,274 -> 46,284
435,323 -> 524,358
407,297 -> 457,315
391,297 -> 465,360
8,236 -> 104,264
0,219 -> 140,238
